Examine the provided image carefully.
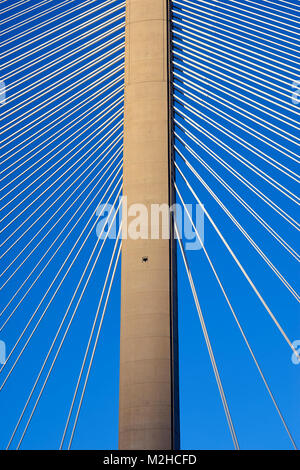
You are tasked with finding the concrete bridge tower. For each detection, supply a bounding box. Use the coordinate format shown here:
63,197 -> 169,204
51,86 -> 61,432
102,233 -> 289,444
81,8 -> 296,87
119,0 -> 180,450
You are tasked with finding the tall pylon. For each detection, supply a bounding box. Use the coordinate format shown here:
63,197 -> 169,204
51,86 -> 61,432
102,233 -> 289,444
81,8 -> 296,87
119,0 -> 180,450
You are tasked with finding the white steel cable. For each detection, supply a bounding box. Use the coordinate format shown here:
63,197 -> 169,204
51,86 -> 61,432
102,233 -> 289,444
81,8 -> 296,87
175,184 -> 298,450
0,130 -> 122,265
0,0 -> 98,40
0,72 -> 123,169
4,31 -> 124,111
2,0 -> 124,68
175,147 -> 300,301
0,172 -> 123,324
2,12 -> 124,82
0,181 -> 123,387
172,11 -> 298,73
0,125 -> 123,258
1,146 -> 122,286
0,168 -> 123,337
1,86 -> 122,188
67,242 -> 122,450
1,57 -> 124,151
174,70 -> 300,159
0,154 -> 122,317
2,38 -> 123,122
0,0 -> 76,36
1,93 -> 122,201
174,102 -> 300,207
176,161 -> 300,356
172,48 -> 299,133
0,85 -> 122,209
172,5 -> 298,60
172,12 -> 298,65
172,62 -> 300,164
6,24 -> 124,95
269,0 -> 300,12
2,46 -> 124,135
172,25 -> 294,87
236,0 -> 300,16
172,25 -> 292,97
0,0 -> 49,18
198,0 -> 299,27
1,84 -> 123,191
173,0 -> 298,45
175,222 -> 240,450
1,0 -> 124,57
175,127 -> 300,261
175,108 -> 300,224
172,61 -> 300,153
6,190 -> 123,450
0,111 -> 123,232
60,230 -> 122,449
0,0 -> 70,30
0,9 -> 124,80
0,59 -> 123,158
173,83 -> 300,184
172,32 -> 298,116
175,159 -> 300,311
0,78 -> 123,192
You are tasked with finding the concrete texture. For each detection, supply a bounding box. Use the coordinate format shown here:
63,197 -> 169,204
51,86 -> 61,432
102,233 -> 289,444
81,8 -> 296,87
119,0 -> 179,450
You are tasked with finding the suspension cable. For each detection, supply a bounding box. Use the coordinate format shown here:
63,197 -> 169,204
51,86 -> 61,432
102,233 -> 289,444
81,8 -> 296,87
1,84 -> 123,191
173,0 -> 298,44
60,230 -> 122,449
172,32 -> 297,116
0,71 -> 123,168
1,0 -> 98,41
0,168 -> 122,338
197,0 -> 299,27
172,14 -> 298,75
175,222 -> 240,450
175,162 -> 300,355
6,191 -> 122,449
175,184 -> 297,450
2,47 -> 124,136
1,147 -> 122,287
1,0 -> 124,58
175,149 -> 300,301
175,125 -> 300,260
0,183 -> 123,391
174,108 -> 300,212
1,116 -> 123,240
172,7 -> 298,61
173,86 -> 300,183
172,61 -> 300,156
172,63 -> 300,163
4,31 -> 124,111
0,156 -> 122,320
2,12 -> 124,81
173,50 -> 299,136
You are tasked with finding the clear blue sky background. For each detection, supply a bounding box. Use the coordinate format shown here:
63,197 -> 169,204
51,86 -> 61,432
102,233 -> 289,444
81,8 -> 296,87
0,0 -> 299,450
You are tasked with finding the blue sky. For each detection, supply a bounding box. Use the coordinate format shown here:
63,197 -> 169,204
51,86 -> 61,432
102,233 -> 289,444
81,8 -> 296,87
0,0 -> 299,450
